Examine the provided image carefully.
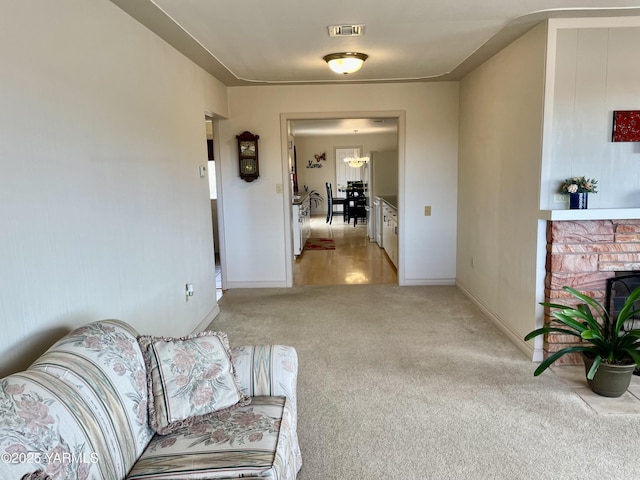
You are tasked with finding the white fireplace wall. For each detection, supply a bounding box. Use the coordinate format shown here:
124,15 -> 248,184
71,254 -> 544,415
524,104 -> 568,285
541,18 -> 640,211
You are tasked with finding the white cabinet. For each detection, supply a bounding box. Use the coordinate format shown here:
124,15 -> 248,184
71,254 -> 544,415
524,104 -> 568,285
293,195 -> 311,256
382,202 -> 398,268
301,203 -> 311,250
374,197 -> 382,246
389,215 -> 398,267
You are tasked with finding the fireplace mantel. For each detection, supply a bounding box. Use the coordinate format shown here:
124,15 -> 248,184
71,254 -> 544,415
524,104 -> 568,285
539,208 -> 640,221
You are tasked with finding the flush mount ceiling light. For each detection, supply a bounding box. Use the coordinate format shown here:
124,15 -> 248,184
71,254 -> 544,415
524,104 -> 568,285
323,52 -> 368,75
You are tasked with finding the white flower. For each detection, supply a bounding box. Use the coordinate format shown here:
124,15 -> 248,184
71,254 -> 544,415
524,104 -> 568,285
561,176 -> 598,194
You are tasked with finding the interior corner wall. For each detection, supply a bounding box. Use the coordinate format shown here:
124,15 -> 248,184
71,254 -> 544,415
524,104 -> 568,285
456,22 -> 547,356
0,0 -> 228,376
219,82 -> 459,287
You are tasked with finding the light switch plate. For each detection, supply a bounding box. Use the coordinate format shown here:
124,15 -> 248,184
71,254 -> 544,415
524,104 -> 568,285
199,165 -> 206,178
275,184 -> 283,194
424,206 -> 432,216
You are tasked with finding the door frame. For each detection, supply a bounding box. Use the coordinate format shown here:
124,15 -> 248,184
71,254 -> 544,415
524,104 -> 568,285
279,110 -> 406,287
206,114 -> 228,292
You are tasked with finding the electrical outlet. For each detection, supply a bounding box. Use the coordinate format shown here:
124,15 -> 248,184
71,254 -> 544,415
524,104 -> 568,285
424,206 -> 432,216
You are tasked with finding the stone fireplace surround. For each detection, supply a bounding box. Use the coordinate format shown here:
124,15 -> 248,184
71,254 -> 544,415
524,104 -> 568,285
544,218 -> 640,365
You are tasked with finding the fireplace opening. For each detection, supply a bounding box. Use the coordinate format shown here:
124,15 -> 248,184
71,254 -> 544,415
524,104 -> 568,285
606,272 -> 640,376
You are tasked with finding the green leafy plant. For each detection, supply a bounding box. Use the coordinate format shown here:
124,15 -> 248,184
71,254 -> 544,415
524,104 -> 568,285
525,286 -> 640,379
560,176 -> 598,194
307,190 -> 324,209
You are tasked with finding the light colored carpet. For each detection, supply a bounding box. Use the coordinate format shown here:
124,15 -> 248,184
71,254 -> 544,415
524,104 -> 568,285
209,285 -> 640,480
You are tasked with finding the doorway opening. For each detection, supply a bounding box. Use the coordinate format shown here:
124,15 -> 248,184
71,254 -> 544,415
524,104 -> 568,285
285,114 -> 403,286
205,116 -> 224,300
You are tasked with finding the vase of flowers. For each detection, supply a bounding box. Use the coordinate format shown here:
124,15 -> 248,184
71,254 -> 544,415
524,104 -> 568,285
561,176 -> 598,209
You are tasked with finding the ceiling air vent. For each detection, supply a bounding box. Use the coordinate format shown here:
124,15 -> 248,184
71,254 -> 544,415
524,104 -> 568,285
328,24 -> 365,37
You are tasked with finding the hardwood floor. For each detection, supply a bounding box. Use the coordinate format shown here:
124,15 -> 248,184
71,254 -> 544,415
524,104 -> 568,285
293,214 -> 397,285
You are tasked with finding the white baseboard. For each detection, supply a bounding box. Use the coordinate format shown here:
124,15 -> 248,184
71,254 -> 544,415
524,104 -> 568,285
455,281 -> 537,362
225,281 -> 287,289
401,278 -> 456,286
192,304 -> 220,333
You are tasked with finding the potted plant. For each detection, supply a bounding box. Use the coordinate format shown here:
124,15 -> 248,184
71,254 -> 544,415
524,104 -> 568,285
560,176 -> 598,209
525,285 -> 640,397
306,189 -> 324,209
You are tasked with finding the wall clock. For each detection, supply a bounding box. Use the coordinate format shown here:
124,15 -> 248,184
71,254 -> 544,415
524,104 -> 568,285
236,131 -> 260,182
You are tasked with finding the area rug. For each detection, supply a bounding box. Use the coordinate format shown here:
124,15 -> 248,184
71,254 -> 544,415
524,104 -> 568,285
304,237 -> 335,250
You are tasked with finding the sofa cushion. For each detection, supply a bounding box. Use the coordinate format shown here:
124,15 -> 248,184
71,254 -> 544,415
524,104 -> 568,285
231,345 -> 299,402
231,345 -> 302,476
0,370 -> 110,480
126,396 -> 298,480
138,332 -> 250,435
28,320 -> 154,477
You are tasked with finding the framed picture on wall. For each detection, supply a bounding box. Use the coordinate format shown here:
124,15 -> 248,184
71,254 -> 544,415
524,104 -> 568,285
612,110 -> 640,142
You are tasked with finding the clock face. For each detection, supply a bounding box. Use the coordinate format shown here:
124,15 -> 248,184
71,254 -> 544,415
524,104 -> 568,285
240,141 -> 256,157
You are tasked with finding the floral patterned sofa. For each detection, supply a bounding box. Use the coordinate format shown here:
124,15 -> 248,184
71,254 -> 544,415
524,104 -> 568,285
0,320 -> 301,480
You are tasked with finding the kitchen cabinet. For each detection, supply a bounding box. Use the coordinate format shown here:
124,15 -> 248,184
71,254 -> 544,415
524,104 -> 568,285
293,194 -> 311,256
381,202 -> 398,268
374,196 -> 382,246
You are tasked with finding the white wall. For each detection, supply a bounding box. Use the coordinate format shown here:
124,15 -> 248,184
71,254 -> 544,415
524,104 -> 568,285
218,83 -> 459,287
295,133 -> 397,214
541,18 -> 640,209
0,0 -> 228,375
456,22 -> 547,356
371,151 -> 399,199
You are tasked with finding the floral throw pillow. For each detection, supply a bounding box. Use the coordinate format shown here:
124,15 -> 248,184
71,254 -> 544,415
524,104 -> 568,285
138,331 -> 250,435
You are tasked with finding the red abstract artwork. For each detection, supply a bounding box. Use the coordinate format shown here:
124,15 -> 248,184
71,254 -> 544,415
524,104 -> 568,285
612,110 -> 640,142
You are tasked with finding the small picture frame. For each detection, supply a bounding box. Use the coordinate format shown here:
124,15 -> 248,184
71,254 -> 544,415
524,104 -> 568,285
612,110 -> 640,142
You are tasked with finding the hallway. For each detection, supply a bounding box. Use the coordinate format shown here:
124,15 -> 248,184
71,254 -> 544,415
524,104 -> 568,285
293,215 -> 397,285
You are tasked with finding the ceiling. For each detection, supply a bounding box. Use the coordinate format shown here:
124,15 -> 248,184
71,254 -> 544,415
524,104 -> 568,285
111,0 -> 640,86
109,0 -> 640,135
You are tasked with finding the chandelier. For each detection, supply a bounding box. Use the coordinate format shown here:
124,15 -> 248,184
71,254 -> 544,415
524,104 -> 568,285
344,155 -> 370,168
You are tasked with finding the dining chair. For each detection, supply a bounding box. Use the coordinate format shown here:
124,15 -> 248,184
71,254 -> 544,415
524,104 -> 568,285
325,182 -> 333,223
346,185 -> 367,226
326,182 -> 345,224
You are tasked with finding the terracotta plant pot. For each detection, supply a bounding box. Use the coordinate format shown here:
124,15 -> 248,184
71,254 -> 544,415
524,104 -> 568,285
582,354 -> 636,398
